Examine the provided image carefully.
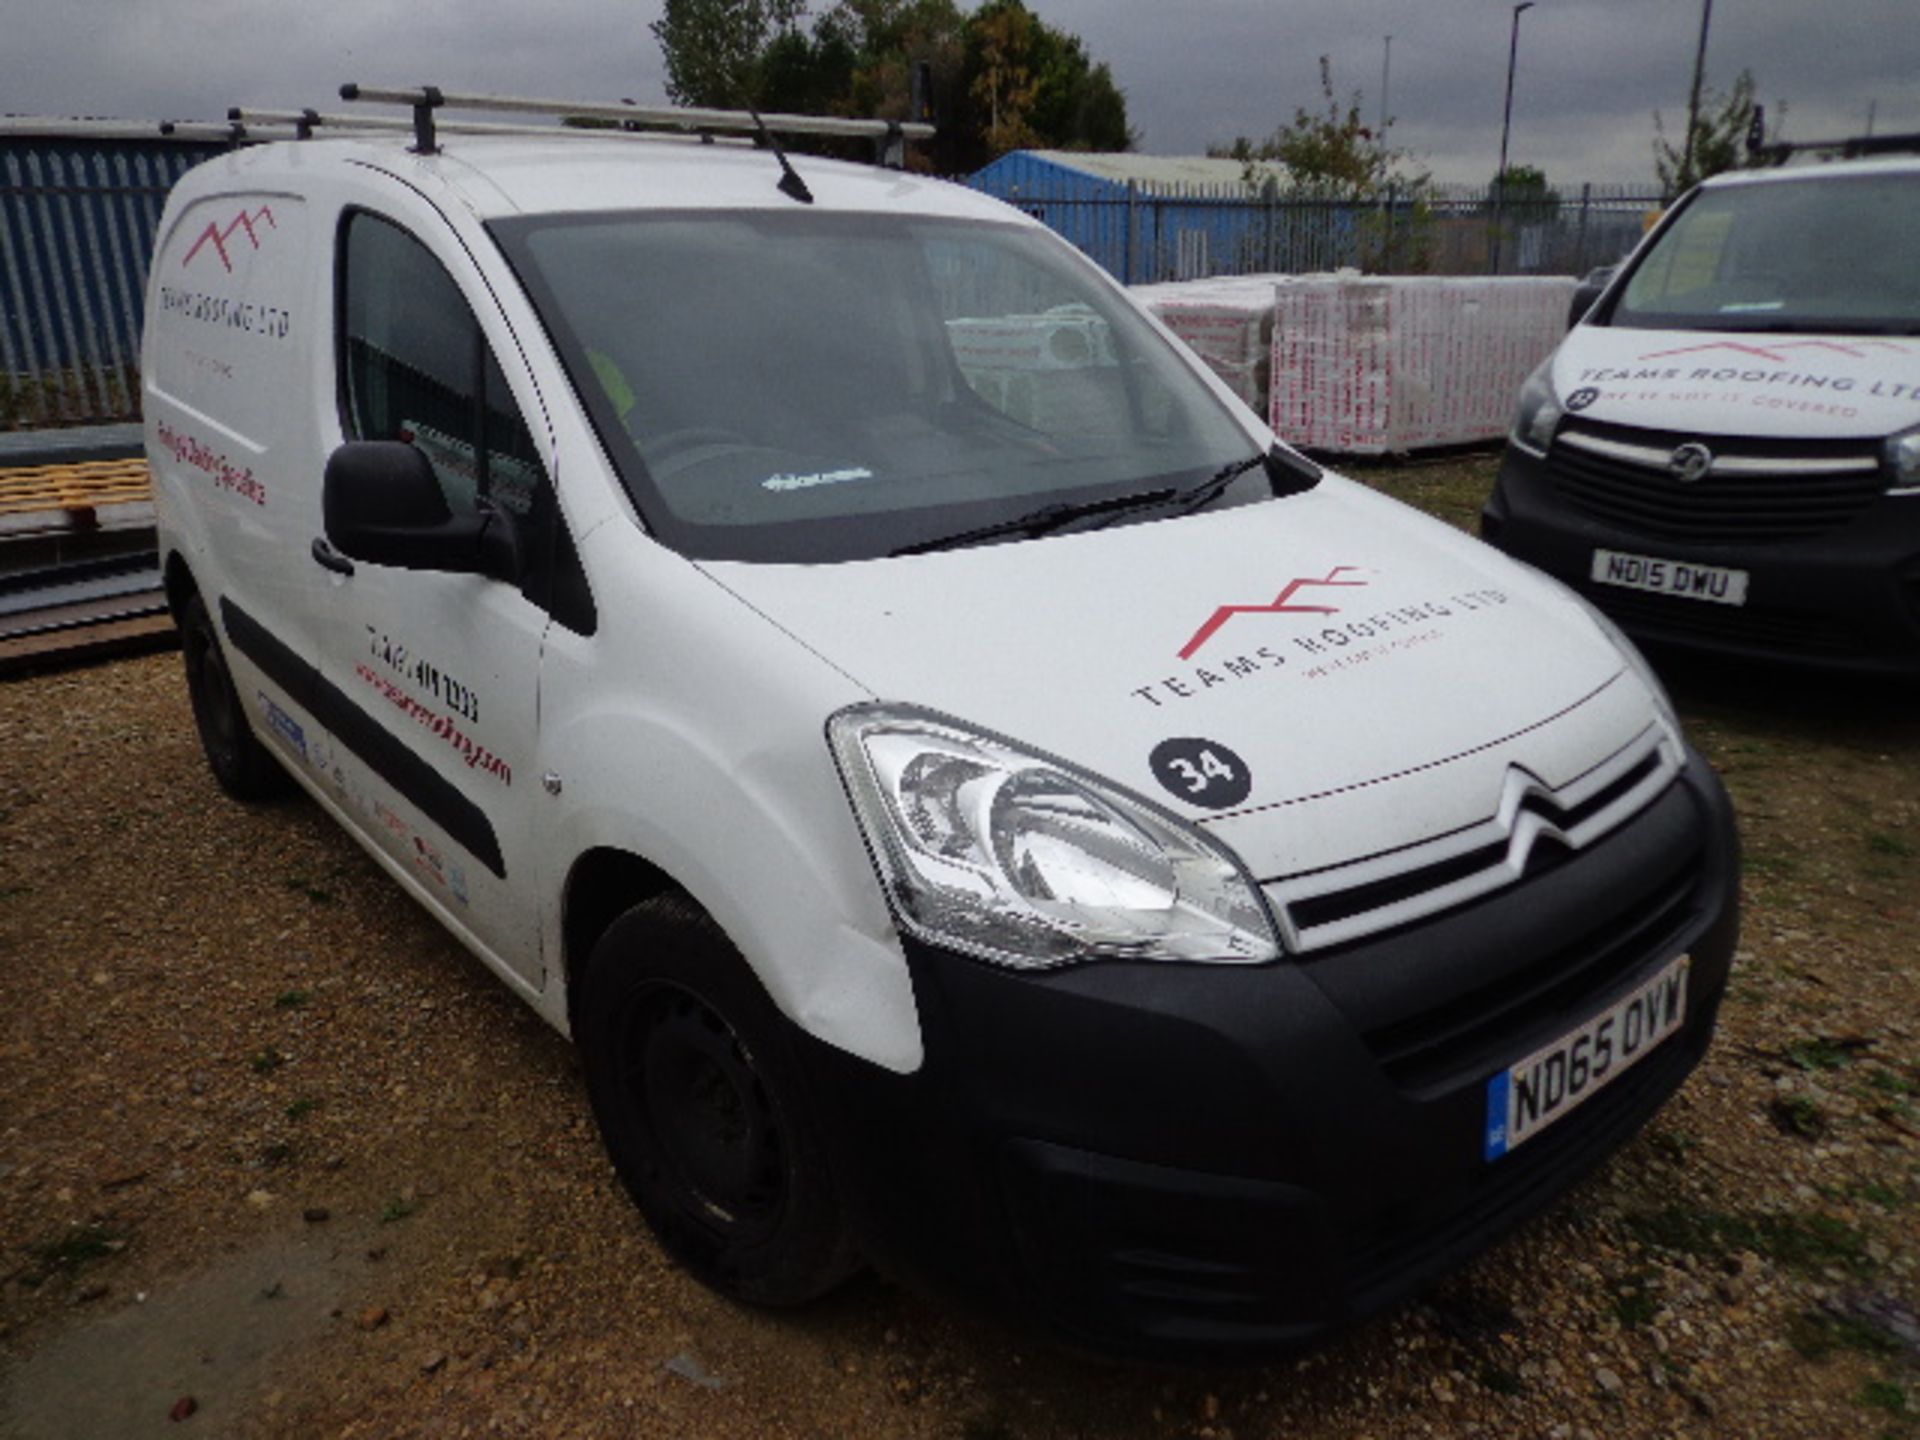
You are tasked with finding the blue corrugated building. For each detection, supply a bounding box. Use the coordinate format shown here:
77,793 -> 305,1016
1,121 -> 221,429
968,149 -> 1347,284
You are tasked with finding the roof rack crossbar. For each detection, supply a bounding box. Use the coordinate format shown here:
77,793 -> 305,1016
224,107 -> 764,147
1751,122 -> 1920,165
337,84 -> 934,145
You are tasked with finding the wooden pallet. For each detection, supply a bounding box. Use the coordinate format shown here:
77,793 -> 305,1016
0,457 -> 152,522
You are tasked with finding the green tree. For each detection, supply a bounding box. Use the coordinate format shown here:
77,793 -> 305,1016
651,0 -> 809,108
1486,164 -> 1561,224
1211,56 -> 1423,202
967,0 -> 1042,153
652,0 -> 1131,172
1654,69 -> 1763,197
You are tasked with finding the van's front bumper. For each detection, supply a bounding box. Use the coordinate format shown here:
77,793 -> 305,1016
1484,444 -> 1920,678
804,752 -> 1739,1357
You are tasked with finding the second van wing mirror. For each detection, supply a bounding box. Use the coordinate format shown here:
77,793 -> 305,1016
322,441 -> 521,583
1568,266 -> 1616,329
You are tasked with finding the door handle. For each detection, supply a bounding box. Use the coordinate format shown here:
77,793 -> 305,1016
311,536 -> 355,576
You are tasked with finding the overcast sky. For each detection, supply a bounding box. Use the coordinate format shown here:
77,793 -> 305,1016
6,0 -> 1917,187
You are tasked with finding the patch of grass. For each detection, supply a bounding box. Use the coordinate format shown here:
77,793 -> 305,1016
1625,1206 -> 1875,1278
274,989 -> 310,1009
250,1048 -> 287,1075
1852,1181 -> 1912,1209
284,1097 -> 318,1121
1608,1272 -> 1660,1329
1744,850 -> 1804,883
1648,1128 -> 1696,1164
379,1196 -> 416,1224
261,1140 -> 294,1167
1770,1095 -> 1829,1139
1866,832 -> 1915,860
1788,1036 -> 1863,1072
1868,1069 -> 1916,1098
1789,1309 -> 1905,1360
0,885 -> 34,901
23,1225 -> 123,1285
282,877 -> 334,905
1858,1379 -> 1909,1415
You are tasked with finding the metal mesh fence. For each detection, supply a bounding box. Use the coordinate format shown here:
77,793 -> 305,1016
975,178 -> 1663,287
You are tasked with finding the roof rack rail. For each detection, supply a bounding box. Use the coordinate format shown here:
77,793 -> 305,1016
228,106 -> 650,144
0,116 -> 294,144
1746,105 -> 1920,164
336,83 -> 935,167
225,106 -> 771,152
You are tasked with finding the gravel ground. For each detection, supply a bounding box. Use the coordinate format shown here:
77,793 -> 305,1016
3,455 -> 1918,1438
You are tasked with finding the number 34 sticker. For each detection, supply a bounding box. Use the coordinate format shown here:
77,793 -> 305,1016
1148,737 -> 1252,810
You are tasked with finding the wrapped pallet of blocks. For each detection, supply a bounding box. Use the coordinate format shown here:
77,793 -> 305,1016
1132,276 -> 1284,415
1267,274 -> 1576,454
946,308 -> 1123,432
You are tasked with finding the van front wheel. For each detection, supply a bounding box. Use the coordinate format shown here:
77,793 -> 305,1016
579,894 -> 859,1306
180,593 -> 288,801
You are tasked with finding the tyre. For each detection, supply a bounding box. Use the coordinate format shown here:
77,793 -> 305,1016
579,894 -> 859,1306
179,591 -> 288,801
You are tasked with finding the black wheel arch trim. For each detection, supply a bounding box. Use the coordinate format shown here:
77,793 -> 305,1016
218,596 -> 507,879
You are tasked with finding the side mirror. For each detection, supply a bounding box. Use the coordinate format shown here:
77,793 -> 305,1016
1568,266 -> 1617,330
322,441 -> 521,582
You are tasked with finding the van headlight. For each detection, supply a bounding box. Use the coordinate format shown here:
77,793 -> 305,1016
829,705 -> 1280,970
1887,424 -> 1920,495
1510,357 -> 1563,458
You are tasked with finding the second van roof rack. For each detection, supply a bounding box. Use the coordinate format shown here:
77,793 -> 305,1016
1746,105 -> 1920,164
336,84 -> 935,167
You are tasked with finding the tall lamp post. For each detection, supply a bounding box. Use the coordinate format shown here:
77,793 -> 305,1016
1492,0 -> 1535,274
1681,0 -> 1715,189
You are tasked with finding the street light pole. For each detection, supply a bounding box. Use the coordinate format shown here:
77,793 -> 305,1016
1492,0 -> 1535,274
1681,0 -> 1715,189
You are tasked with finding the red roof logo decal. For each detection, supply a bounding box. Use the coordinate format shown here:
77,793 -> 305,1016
1178,566 -> 1370,659
1636,338 -> 1906,364
182,206 -> 277,272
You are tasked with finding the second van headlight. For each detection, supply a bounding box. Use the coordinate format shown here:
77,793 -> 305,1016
1510,357 -> 1563,457
1887,423 -> 1920,495
830,705 -> 1280,971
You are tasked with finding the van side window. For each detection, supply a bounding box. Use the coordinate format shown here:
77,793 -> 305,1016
339,211 -> 595,633
341,211 -> 531,516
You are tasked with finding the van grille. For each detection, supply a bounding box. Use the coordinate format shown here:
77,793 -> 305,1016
1357,854 -> 1701,1091
1548,419 -> 1885,543
1265,725 -> 1681,954
1589,587 -> 1869,658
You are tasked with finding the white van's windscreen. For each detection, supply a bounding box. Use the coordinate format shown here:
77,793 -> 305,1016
1612,172 -> 1920,337
490,212 -> 1270,562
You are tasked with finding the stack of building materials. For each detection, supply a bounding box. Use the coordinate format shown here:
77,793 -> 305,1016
1131,275 -> 1283,415
946,307 -> 1123,433
1137,273 -> 1576,454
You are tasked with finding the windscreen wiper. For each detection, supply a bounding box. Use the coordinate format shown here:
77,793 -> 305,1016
1170,453 -> 1266,513
891,486 -> 1178,556
1170,448 -> 1322,513
892,448 -> 1320,557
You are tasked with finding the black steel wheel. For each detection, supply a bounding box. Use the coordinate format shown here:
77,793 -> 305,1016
180,591 -> 287,801
580,894 -> 859,1306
